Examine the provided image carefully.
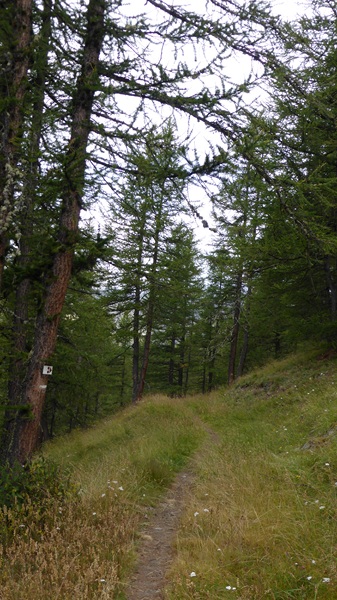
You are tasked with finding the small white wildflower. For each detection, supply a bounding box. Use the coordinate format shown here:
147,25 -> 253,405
112,480 -> 118,484
315,500 -> 319,504
312,560 -> 316,564
56,527 -> 60,531
307,576 -> 312,580
203,508 -> 210,513
226,586 -> 232,590
92,512 -> 97,516
194,511 -> 199,517
100,578 -> 106,583
322,578 -> 330,583
118,486 -> 124,491
319,505 -> 325,510
325,463 -> 330,467
19,524 -> 25,528
101,493 -> 106,497
217,548 -> 221,551
190,572 -> 197,577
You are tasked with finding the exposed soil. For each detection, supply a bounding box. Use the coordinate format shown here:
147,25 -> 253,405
125,469 -> 194,600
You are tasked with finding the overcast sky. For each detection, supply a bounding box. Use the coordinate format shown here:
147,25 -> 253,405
92,0 -> 310,252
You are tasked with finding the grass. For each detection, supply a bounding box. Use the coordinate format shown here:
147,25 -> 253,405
0,397 -> 205,599
2,346 -> 337,598
166,348 -> 337,599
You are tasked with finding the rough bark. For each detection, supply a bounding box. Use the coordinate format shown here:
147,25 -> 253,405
0,0 -> 33,289
1,0 -> 106,465
8,0 -> 53,423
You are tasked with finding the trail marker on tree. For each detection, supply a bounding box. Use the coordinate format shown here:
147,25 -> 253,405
42,366 -> 53,375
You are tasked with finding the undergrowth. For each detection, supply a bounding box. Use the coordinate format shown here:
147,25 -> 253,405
0,396 -> 204,599
167,347 -> 337,599
2,346 -> 337,599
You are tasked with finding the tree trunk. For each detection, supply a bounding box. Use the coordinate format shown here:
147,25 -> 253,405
228,270 -> 242,385
8,0 -> 53,423
135,204 -> 162,402
183,344 -> 191,395
0,0 -> 33,289
0,0 -> 106,465
208,345 -> 216,391
324,255 -> 337,321
168,332 -> 176,386
237,282 -> 252,377
132,283 -> 141,402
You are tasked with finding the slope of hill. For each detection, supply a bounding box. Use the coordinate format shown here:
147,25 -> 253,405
1,345 -> 337,599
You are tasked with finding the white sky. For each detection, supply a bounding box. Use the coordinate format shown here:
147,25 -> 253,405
89,0 -> 309,253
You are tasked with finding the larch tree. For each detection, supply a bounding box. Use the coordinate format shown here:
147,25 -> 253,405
0,0 -> 301,464
1,0 -> 106,464
0,0 -> 33,287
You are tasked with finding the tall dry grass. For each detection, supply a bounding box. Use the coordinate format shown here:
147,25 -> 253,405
0,396 -> 205,599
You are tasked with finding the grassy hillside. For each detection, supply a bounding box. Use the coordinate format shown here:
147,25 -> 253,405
2,345 -> 337,598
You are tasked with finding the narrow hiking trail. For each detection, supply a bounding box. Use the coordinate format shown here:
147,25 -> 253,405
125,470 -> 194,600
125,422 -> 220,600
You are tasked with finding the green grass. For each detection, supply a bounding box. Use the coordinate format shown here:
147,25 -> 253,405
167,347 -> 337,599
2,346 -> 337,598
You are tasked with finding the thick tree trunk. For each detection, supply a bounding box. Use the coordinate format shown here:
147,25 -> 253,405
8,0 -> 53,421
0,0 -> 33,289
1,0 -> 106,465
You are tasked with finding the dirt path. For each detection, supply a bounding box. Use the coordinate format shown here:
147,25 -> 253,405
125,469 -> 194,600
125,424 -> 220,600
